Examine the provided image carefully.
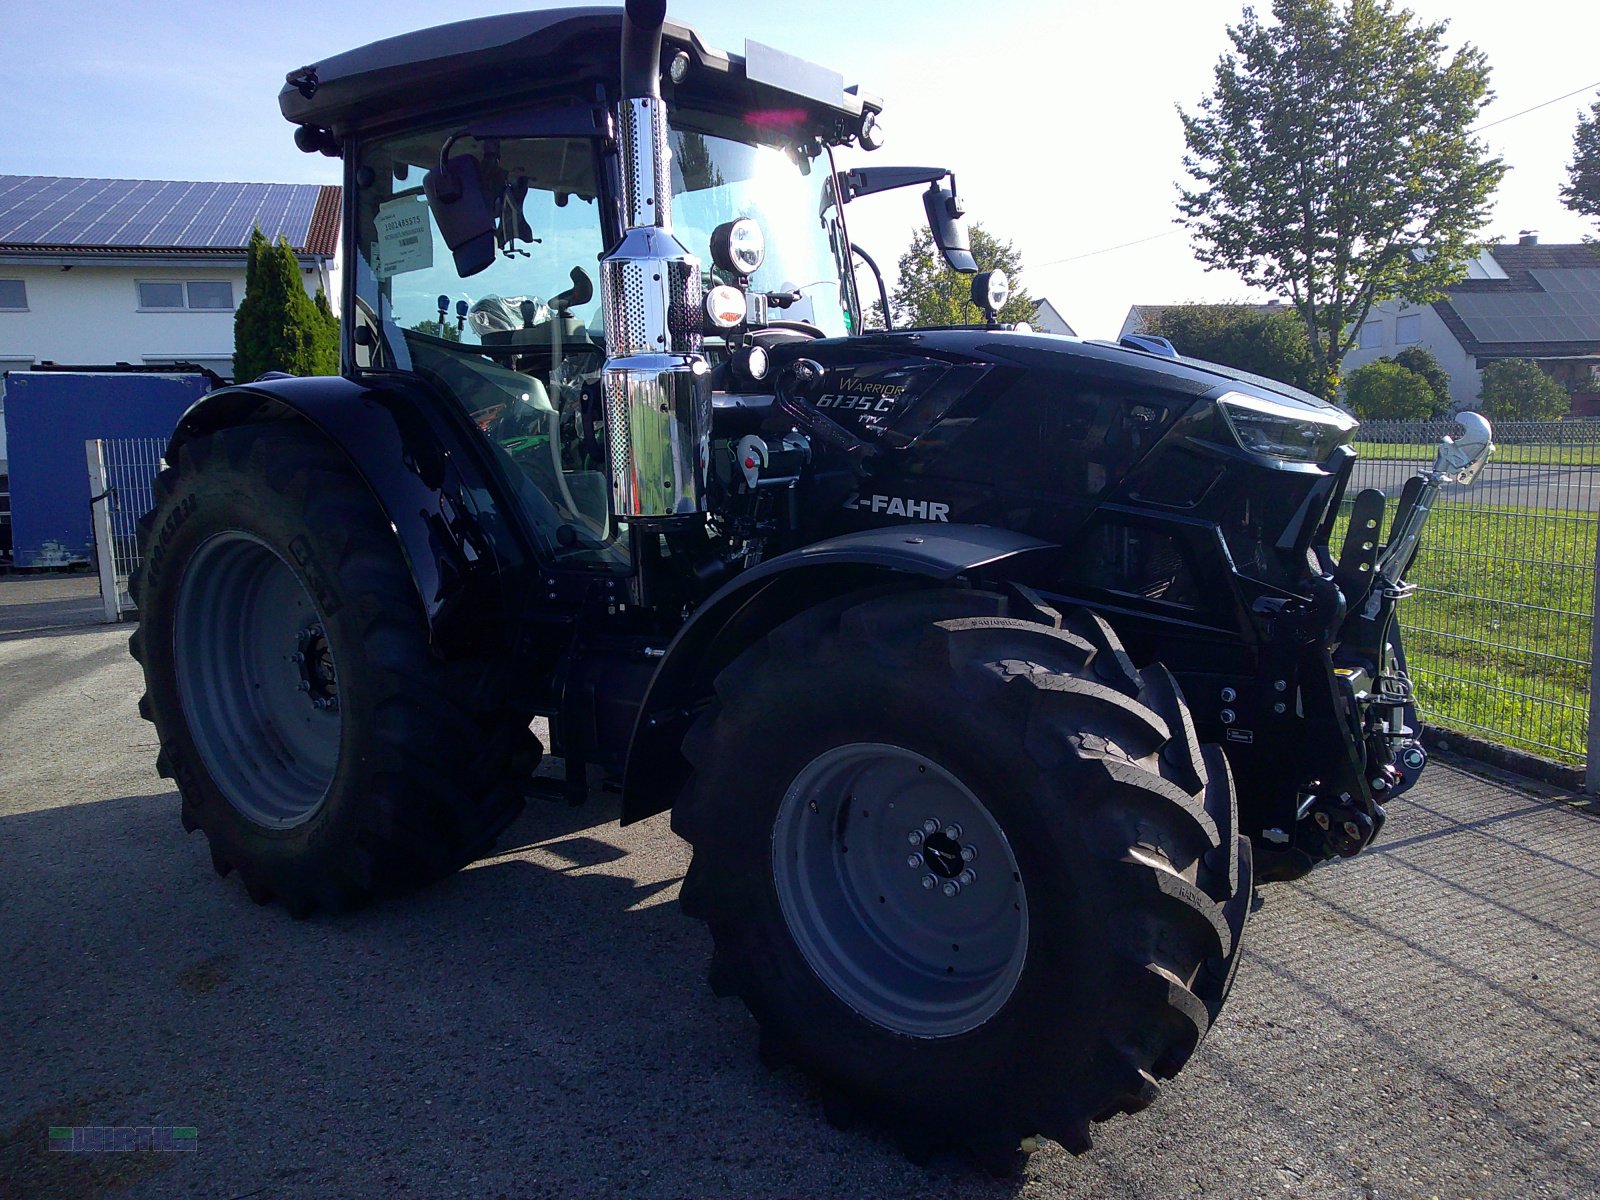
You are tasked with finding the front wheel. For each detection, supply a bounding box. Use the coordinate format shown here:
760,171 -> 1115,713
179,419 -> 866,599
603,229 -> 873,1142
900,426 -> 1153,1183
672,588 -> 1250,1163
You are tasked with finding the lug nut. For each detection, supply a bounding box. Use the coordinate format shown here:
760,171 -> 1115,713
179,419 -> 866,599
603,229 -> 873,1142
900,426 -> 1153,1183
921,875 -> 937,891
960,845 -> 977,863
907,830 -> 924,847
297,680 -> 311,692
922,819 -> 939,835
942,824 -> 963,840
941,881 -> 961,898
288,652 -> 304,664
957,869 -> 976,886
906,853 -> 924,869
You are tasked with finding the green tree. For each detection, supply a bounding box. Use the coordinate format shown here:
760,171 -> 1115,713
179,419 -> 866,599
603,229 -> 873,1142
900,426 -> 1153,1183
1343,359 -> 1435,419
1137,303 -> 1315,390
1472,359 -> 1570,422
1387,344 -> 1452,416
1562,96 -> 1600,232
408,318 -> 461,342
233,230 -> 336,381
1177,0 -> 1505,399
889,225 -> 1035,328
231,227 -> 272,383
313,288 -> 341,374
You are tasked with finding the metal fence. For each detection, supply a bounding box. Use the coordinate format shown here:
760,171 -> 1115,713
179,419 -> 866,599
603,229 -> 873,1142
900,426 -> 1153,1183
86,438 -> 166,622
1350,419 -> 1600,773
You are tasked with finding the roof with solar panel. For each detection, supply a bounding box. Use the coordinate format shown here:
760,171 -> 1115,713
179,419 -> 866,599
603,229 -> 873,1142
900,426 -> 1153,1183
1432,240 -> 1600,359
0,175 -> 341,258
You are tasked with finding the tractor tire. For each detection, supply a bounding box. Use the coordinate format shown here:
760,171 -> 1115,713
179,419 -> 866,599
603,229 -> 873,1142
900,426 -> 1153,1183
128,422 -> 537,916
672,587 -> 1250,1165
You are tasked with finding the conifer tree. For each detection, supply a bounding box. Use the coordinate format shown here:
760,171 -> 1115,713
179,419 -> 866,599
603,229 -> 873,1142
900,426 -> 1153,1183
233,230 -> 336,380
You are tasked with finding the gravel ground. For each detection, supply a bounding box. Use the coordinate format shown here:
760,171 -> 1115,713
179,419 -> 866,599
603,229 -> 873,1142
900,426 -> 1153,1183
2,573 -> 1597,1199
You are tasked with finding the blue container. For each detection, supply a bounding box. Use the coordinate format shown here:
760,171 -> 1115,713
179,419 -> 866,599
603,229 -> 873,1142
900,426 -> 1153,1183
1,370 -> 208,567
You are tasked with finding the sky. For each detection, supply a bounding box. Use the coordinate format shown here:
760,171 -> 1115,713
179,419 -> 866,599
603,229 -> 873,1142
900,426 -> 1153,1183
3,0 -> 1598,338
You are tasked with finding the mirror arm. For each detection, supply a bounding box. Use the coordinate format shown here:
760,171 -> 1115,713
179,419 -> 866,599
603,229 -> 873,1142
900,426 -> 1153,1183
852,244 -> 892,332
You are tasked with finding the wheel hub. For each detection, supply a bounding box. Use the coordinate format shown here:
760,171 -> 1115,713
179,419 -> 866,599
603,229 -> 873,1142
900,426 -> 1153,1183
292,623 -> 339,712
772,742 -> 1028,1038
173,530 -> 342,828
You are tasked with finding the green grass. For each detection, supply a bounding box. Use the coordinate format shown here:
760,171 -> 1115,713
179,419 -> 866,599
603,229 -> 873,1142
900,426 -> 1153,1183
1338,499 -> 1595,763
1356,441 -> 1600,466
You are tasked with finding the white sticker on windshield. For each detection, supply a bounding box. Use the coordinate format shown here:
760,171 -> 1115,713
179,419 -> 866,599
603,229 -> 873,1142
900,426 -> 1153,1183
374,196 -> 433,279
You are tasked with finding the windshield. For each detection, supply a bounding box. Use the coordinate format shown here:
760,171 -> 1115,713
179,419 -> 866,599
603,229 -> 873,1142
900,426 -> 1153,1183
668,122 -> 855,337
347,110 -> 856,567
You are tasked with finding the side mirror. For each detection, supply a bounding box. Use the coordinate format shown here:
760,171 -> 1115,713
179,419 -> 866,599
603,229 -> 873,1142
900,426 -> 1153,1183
923,182 -> 976,273
423,155 -> 496,277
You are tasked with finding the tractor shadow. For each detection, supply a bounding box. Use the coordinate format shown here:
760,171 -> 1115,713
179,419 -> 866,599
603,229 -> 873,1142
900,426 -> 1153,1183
0,784 -> 1034,1199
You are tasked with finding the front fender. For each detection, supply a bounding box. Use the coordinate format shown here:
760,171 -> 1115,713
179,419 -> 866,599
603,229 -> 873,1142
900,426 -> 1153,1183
168,375 -> 536,657
620,524 -> 1055,823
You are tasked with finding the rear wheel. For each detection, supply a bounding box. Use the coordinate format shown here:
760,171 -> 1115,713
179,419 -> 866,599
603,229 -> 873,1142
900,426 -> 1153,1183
672,588 -> 1249,1163
129,422 -> 537,915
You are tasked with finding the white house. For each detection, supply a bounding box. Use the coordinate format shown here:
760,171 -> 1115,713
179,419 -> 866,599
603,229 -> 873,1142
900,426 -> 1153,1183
1029,297 -> 1076,336
1342,238 -> 1600,414
0,175 -> 341,384
1121,239 -> 1600,414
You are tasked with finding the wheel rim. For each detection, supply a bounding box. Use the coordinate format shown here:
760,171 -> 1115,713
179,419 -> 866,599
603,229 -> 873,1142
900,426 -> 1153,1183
173,531 -> 342,828
772,742 -> 1028,1038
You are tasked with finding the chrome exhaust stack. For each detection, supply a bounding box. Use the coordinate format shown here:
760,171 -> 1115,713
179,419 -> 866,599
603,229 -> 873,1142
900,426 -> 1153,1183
599,0 -> 709,519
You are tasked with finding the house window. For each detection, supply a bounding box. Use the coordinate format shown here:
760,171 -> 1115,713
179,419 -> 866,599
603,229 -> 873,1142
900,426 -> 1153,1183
1358,320 -> 1384,349
0,279 -> 26,310
138,280 -> 235,311
1395,314 -> 1421,345
186,281 -> 234,310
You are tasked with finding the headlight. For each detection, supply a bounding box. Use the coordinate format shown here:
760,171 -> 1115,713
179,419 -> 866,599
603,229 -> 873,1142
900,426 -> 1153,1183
1217,391 -> 1357,463
710,218 -> 765,277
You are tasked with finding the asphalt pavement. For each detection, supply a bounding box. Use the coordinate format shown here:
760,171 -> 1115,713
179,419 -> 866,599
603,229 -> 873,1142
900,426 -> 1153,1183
1350,457 -> 1600,512
2,574 -> 1598,1199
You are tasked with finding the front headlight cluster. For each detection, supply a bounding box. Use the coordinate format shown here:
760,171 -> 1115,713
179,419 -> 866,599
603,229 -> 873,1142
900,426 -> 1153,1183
1217,391 -> 1357,464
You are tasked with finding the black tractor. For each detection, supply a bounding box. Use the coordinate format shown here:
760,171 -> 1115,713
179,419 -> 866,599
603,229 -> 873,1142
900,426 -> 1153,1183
130,0 -> 1491,1167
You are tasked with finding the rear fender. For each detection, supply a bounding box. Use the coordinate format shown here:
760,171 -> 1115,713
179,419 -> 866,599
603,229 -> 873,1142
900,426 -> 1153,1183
620,525 -> 1055,823
168,375 -> 534,657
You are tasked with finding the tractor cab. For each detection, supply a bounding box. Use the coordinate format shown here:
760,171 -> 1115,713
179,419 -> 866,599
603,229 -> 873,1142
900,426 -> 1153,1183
284,9 -> 904,566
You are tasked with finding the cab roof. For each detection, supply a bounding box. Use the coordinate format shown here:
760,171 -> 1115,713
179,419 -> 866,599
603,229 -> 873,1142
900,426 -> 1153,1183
280,6 -> 880,144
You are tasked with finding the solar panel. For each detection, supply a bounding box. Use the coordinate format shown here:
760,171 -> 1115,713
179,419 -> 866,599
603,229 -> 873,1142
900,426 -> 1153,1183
0,174 -> 331,251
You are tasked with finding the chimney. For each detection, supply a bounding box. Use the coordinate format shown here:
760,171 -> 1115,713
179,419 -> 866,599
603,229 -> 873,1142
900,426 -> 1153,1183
1519,230 -> 1539,247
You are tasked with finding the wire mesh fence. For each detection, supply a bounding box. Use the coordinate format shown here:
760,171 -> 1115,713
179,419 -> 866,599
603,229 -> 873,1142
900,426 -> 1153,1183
1350,419 -> 1600,765
87,437 -> 166,620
